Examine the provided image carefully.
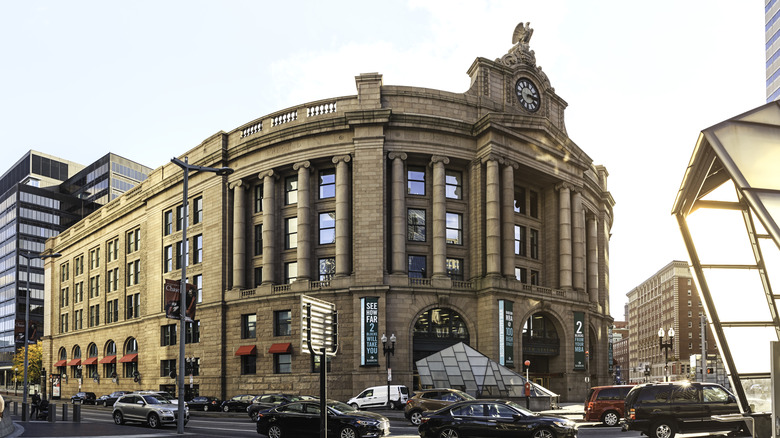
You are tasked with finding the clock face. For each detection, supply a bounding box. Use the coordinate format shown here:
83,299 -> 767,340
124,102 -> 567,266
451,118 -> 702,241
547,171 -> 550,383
515,78 -> 540,112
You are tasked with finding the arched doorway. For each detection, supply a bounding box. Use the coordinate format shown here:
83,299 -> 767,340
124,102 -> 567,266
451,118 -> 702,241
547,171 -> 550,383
412,308 -> 470,388
522,313 -> 561,389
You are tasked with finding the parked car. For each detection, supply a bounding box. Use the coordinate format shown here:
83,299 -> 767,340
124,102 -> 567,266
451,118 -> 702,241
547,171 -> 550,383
97,394 -> 109,405
404,388 -> 475,426
112,393 -> 189,429
187,396 -> 222,412
419,399 -> 576,438
101,391 -> 130,407
255,399 -> 390,438
622,381 -> 746,438
70,392 -> 97,404
221,394 -> 257,412
247,393 -> 311,421
347,385 -> 409,410
583,384 -> 634,426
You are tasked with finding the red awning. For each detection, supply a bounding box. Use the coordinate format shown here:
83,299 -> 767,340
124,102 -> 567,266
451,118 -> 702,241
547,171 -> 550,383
118,353 -> 138,363
67,359 -> 81,366
235,345 -> 257,356
83,357 -> 98,365
99,355 -> 116,364
53,359 -> 67,367
268,343 -> 293,354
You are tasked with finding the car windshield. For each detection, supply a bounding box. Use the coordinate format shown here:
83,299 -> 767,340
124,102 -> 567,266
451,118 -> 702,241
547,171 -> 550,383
327,400 -> 357,414
504,401 -> 536,416
143,395 -> 172,404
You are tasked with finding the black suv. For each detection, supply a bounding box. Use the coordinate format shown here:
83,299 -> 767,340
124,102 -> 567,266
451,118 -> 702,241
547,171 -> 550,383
622,381 -> 746,438
71,391 -> 97,404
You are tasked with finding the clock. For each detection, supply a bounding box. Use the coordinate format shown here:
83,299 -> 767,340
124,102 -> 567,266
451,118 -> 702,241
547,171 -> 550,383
515,78 -> 540,112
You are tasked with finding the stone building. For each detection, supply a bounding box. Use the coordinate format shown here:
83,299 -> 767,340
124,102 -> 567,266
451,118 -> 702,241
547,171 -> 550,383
42,23 -> 613,403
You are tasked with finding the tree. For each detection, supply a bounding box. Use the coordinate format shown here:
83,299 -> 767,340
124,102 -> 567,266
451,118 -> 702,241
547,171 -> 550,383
12,343 -> 43,386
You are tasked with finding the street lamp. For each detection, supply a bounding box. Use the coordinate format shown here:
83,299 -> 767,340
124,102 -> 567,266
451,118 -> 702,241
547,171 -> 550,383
19,250 -> 61,421
14,367 -> 17,396
658,327 -> 675,382
171,156 -> 232,434
381,333 -> 396,409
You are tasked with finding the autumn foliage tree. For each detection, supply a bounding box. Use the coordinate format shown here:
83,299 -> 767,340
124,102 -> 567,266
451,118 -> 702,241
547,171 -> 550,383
12,343 -> 43,387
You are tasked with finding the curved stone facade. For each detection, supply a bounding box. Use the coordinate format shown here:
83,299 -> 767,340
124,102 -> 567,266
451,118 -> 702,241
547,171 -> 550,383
43,24 -> 613,403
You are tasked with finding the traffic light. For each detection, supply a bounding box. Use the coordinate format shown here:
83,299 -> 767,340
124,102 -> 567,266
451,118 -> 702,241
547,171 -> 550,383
706,367 -> 714,374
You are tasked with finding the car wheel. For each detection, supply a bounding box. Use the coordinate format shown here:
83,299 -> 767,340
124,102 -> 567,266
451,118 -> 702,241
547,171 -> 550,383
250,411 -> 259,422
651,420 -> 676,438
350,403 -> 359,409
602,410 -> 620,427
339,425 -> 358,438
438,428 -> 459,438
410,410 -> 423,426
203,405 -> 209,412
113,411 -> 124,425
267,424 -> 283,438
532,427 -> 555,438
103,400 -> 108,407
222,405 -> 230,412
148,413 -> 161,429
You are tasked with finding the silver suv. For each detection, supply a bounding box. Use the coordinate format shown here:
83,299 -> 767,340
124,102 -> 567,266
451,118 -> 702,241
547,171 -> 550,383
112,393 -> 189,428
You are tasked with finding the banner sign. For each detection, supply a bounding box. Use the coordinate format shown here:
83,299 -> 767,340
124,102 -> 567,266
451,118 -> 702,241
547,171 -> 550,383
498,300 -> 514,366
574,311 -> 585,370
164,279 -> 197,321
360,297 -> 379,366
608,325 -> 614,374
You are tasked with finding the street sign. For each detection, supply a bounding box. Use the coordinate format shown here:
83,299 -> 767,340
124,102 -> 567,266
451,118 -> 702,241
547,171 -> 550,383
301,295 -> 338,356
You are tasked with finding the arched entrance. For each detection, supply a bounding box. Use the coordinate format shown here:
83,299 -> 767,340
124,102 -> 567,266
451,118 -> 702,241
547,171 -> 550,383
412,308 -> 470,389
522,313 -> 561,389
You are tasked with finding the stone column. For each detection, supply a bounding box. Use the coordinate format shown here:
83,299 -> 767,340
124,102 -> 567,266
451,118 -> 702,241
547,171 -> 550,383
587,216 -> 599,304
557,183 -> 572,289
259,170 -> 277,285
333,155 -> 352,277
230,180 -> 247,289
572,190 -> 585,291
431,155 -> 449,278
389,152 -> 407,274
485,155 -> 502,276
502,161 -> 518,278
294,161 -> 311,281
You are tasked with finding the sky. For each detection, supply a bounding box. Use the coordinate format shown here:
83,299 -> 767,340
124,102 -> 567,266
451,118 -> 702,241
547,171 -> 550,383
0,1 -> 767,318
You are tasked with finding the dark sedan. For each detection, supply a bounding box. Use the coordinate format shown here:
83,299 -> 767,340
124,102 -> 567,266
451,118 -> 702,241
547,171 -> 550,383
101,391 -> 130,407
188,396 -> 223,412
418,399 -> 577,438
221,394 -> 258,412
256,399 -> 390,438
247,393 -> 311,421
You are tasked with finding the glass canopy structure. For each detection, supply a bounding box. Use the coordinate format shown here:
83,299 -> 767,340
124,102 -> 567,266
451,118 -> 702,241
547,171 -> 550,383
672,101 -> 780,435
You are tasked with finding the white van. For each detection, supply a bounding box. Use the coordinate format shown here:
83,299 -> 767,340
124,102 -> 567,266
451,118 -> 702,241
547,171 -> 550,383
347,385 -> 409,410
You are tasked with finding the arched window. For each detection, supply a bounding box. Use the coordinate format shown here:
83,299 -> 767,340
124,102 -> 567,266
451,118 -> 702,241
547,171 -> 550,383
58,348 -> 67,360
414,308 -> 469,341
125,337 -> 138,354
72,345 -> 81,358
87,343 -> 98,358
105,340 -> 116,356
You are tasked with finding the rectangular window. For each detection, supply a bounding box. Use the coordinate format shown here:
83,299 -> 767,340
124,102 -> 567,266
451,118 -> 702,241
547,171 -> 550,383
284,262 -> 297,284
530,229 -> 539,259
176,240 -> 189,269
164,210 -> 173,235
241,314 -> 256,339
529,190 -> 539,218
446,258 -> 463,281
193,196 -> 203,224
254,224 -> 263,255
89,304 -> 100,327
274,353 -> 292,374
126,293 -> 140,319
408,255 -> 427,278
311,355 -> 332,373
74,309 -> 83,330
161,359 -> 176,378
61,287 -> 69,307
176,205 -> 184,231
75,255 -> 83,276
530,270 -> 540,286
445,170 -> 462,199
319,258 -> 335,281
74,282 -> 83,303
285,176 -> 298,205
319,169 -> 335,199
193,274 -> 203,303
61,262 -> 69,281
514,188 -> 526,214
193,234 -> 203,264
127,229 -> 141,253
319,212 -> 336,244
274,310 -> 292,336
185,320 -> 200,344
109,237 -> 119,261
161,324 -> 177,346
107,298 -> 118,323
407,166 -> 425,195
254,184 -> 263,213
241,355 -> 256,375
90,248 -> 100,269
515,267 -> 528,283
60,314 -> 68,333
446,212 -> 462,245
514,225 -> 527,256
254,267 -> 263,287
407,209 -> 426,241
89,275 -> 100,298
164,245 -> 173,273
285,217 -> 298,249
126,260 -> 140,286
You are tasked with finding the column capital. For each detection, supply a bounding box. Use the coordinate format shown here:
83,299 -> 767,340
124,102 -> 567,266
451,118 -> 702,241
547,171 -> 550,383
481,153 -> 504,165
228,179 -> 247,190
429,155 -> 450,166
293,161 -> 311,171
332,154 -> 352,165
257,169 -> 277,180
388,151 -> 407,161
555,182 -> 574,192
503,158 -> 519,170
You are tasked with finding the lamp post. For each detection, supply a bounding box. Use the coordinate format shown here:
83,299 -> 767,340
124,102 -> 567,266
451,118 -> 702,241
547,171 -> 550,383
14,367 -> 17,396
658,327 -> 675,382
381,333 -> 396,409
171,156 -> 232,434
19,250 -> 61,421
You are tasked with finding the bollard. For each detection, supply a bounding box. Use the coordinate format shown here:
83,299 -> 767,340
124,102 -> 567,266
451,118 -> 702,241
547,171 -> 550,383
48,403 -> 56,423
62,403 -> 68,421
73,403 -> 81,422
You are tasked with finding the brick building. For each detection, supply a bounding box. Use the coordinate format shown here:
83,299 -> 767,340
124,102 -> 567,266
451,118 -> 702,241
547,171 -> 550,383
42,23 -> 614,403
